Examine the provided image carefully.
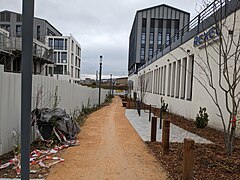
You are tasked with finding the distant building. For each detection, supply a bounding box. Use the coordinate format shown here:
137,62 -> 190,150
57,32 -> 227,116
128,4 -> 190,75
115,77 -> 128,85
46,35 -> 81,83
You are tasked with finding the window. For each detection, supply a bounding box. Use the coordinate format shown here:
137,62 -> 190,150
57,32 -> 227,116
17,14 -> 21,22
61,52 -> 67,63
54,65 -> 63,74
140,48 -> 145,60
16,25 -> 21,37
158,19 -> 163,29
174,20 -> 180,41
186,55 -> 194,101
58,52 -> 61,63
175,60 -> 181,98
149,32 -> 154,45
71,40 -> 74,51
157,32 -> 162,45
149,48 -> 153,58
49,67 -> 53,76
75,57 -> 78,66
53,52 -> 57,63
141,32 -> 146,44
160,67 -> 163,95
65,39 -> 67,50
167,63 -> 171,96
142,18 -> 146,27
48,38 -> 53,48
181,58 -> 187,99
150,18 -> 155,28
54,39 -> 64,50
0,12 -> 10,22
163,66 -> 166,95
171,62 -> 176,97
37,26 -> 40,40
166,33 -> 171,47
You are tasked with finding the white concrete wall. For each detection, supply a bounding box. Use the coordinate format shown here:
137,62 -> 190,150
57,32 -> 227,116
129,9 -> 240,135
0,65 -> 108,155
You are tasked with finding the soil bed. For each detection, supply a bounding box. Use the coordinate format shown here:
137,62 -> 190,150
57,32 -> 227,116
147,113 -> 240,180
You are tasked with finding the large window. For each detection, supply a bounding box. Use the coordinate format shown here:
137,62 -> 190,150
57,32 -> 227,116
16,25 -> 21,37
54,65 -> 63,74
149,32 -> 154,45
186,55 -> 194,101
166,33 -> 171,47
61,52 -> 67,63
140,48 -> 145,60
171,62 -> 176,97
175,60 -> 181,98
0,12 -> 10,22
48,38 -> 53,48
54,39 -> 64,50
37,26 -> 40,41
181,58 -> 187,99
141,32 -> 146,44
167,63 -> 171,96
149,48 -> 153,58
157,32 -> 162,46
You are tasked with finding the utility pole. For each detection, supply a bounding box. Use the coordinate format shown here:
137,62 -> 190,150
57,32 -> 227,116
21,0 -> 35,179
98,55 -> 102,107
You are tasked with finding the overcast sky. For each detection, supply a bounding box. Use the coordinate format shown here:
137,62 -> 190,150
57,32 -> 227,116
1,0 -> 203,78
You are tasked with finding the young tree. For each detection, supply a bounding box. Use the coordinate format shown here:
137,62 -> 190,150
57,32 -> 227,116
177,0 -> 240,155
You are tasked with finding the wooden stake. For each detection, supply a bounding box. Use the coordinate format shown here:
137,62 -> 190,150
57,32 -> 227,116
162,119 -> 170,155
151,116 -> 157,141
183,138 -> 194,180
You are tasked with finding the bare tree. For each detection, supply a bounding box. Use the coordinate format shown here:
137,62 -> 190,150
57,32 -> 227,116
176,0 -> 240,155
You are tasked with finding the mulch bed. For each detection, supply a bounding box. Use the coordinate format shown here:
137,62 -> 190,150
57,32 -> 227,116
146,113 -> 240,180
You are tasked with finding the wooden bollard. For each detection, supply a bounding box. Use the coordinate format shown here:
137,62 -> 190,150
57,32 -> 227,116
162,119 -> 170,155
151,116 -> 157,141
127,101 -> 130,108
183,138 -> 194,180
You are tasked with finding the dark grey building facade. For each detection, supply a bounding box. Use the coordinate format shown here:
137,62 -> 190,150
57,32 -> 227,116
128,4 -> 190,75
0,10 -> 62,43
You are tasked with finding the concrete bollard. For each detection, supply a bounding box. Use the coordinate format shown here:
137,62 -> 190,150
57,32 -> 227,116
151,116 -> 157,141
162,119 -> 170,155
183,138 -> 195,180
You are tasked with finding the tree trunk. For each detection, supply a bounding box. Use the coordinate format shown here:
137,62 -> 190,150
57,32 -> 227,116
225,127 -> 236,156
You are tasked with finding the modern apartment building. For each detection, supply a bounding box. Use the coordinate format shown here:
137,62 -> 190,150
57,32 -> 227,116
46,35 -> 81,83
0,10 -> 62,75
128,5 -> 190,75
128,0 -> 240,134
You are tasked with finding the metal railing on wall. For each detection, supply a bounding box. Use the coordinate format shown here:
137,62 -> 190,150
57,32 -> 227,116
137,0 -> 234,72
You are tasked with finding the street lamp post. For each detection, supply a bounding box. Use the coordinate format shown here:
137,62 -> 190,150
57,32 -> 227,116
110,74 -> 112,95
98,55 -> 103,107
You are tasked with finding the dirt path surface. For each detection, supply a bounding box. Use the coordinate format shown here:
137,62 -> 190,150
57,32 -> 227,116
47,96 -> 168,180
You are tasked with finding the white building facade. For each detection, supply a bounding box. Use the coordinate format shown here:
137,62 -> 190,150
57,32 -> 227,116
46,35 -> 81,83
128,0 -> 240,135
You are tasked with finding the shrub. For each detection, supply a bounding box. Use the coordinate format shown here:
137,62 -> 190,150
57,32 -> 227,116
195,107 -> 209,128
161,97 -> 168,112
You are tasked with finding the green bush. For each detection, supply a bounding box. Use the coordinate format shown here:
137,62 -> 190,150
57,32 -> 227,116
195,107 -> 209,128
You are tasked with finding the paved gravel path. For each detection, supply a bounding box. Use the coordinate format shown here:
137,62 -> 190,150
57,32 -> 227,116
125,109 -> 212,144
46,97 -> 167,180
